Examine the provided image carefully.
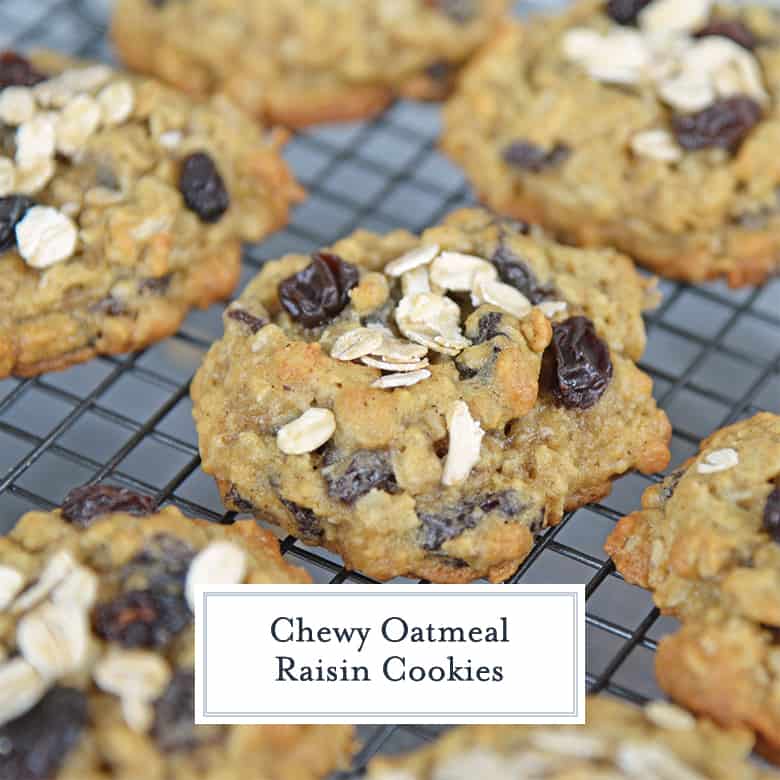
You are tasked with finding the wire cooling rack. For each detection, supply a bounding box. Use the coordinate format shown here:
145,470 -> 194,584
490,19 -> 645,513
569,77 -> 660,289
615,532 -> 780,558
1,0 -> 779,775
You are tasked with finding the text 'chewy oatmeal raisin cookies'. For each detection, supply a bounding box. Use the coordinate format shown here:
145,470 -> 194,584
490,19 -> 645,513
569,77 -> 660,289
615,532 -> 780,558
606,412 -> 780,763
0,51 -> 303,379
111,0 -> 510,127
442,0 -> 780,287
367,696 -> 767,780
0,483 -> 355,780
192,208 -> 671,584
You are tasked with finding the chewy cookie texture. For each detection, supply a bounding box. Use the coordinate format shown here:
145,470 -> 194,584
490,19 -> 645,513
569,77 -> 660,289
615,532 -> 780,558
0,484 -> 354,780
192,208 -> 671,583
606,413 -> 780,763
443,0 -> 780,286
0,50 -> 302,379
368,696 -> 768,780
112,0 -> 509,127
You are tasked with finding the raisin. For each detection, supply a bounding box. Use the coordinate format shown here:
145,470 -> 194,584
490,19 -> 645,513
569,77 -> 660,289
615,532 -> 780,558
420,491 -> 523,551
425,61 -> 452,82
503,141 -> 570,173
548,317 -> 613,410
226,485 -> 256,513
226,308 -> 267,333
325,451 -> 399,504
0,195 -> 34,253
278,252 -> 359,328
280,497 -> 324,542
93,590 -> 191,649
152,672 -> 199,752
763,624 -> 780,645
605,0 -> 652,25
61,484 -> 156,528
0,52 -> 46,89
139,275 -> 172,295
763,483 -> 780,543
91,296 -> 128,316
425,0 -> 477,24
694,19 -> 758,50
673,96 -> 763,152
496,216 -> 531,236
179,152 -> 230,223
658,468 -> 685,504
120,534 -> 194,594
0,687 -> 87,780
478,491 -> 523,516
491,245 -> 556,304
473,311 -> 504,344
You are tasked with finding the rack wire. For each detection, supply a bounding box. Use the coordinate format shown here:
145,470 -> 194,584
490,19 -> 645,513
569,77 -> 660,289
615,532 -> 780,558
1,0 -> 779,775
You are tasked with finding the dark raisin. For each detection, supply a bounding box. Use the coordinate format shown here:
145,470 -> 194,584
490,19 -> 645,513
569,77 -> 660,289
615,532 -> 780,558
280,497 -> 324,542
528,509 -> 547,536
226,307 -> 267,333
92,590 -> 191,649
424,0 -> 476,23
673,96 -> 763,153
548,317 -> 613,410
455,363 -> 480,380
425,60 -> 452,82
278,252 -> 359,328
152,671 -> 199,752
763,624 -> 780,644
0,687 -> 87,780
605,0 -> 652,25
431,556 -> 469,569
503,141 -> 570,173
61,484 -> 156,528
659,469 -> 685,504
226,484 -> 256,513
473,311 -> 504,344
496,216 -> 531,236
0,51 -> 45,89
325,451 -> 399,504
139,275 -> 172,295
694,19 -> 758,50
179,152 -> 230,223
120,534 -> 194,594
420,491 -> 523,551
0,195 -> 34,253
91,296 -> 128,316
491,245 -> 556,304
478,491 -> 523,516
763,483 -> 780,543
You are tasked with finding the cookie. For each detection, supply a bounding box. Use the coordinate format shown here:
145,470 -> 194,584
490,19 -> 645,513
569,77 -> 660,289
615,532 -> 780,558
111,0 -> 509,127
442,0 -> 780,286
367,696 -> 766,780
0,483 -> 355,780
191,208 -> 671,583
606,413 -> 780,761
0,51 -> 303,378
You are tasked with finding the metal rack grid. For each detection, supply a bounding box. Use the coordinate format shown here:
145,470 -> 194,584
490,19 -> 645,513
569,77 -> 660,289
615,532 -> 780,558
1,0 -> 779,775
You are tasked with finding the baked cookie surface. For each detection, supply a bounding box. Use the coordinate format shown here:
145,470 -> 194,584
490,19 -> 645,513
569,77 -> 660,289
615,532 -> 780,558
368,696 -> 767,780
606,412 -> 780,761
192,208 -> 670,583
442,0 -> 780,286
111,0 -> 509,127
0,484 -> 355,780
0,51 -> 302,379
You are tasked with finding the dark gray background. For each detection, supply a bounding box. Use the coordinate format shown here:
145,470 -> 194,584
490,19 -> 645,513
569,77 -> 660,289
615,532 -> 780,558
0,0 -> 778,775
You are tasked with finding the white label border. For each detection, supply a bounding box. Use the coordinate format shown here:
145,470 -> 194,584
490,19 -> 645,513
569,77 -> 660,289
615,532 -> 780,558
195,584 -> 585,725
